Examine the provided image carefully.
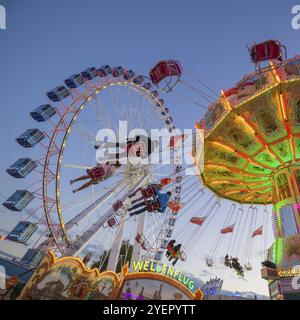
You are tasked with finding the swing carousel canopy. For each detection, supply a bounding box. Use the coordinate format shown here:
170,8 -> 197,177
195,55 -> 300,204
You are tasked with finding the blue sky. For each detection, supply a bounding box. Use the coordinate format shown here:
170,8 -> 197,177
0,0 -> 300,296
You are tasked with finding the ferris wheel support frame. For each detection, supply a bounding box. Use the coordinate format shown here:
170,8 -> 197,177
62,174 -> 149,258
130,209 -> 147,271
106,174 -> 150,271
106,214 -> 127,272
64,182 -> 125,232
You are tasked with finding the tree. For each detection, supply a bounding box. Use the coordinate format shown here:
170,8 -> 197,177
116,240 -> 133,273
90,239 -> 133,273
286,236 -> 300,257
91,250 -> 110,272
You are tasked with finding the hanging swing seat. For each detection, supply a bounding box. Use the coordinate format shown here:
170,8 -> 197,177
244,263 -> 253,271
168,201 -> 182,213
105,215 -> 129,228
149,60 -> 182,85
168,249 -> 186,266
135,233 -> 149,250
149,60 -> 182,92
87,166 -> 105,180
178,251 -> 186,261
146,198 -> 161,212
206,258 -> 214,267
250,40 -> 284,63
112,200 -> 127,216
107,217 -> 118,228
224,259 -> 232,268
236,269 -> 245,277
141,185 -> 157,200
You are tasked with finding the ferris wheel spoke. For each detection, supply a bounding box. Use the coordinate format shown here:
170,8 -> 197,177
131,92 -> 145,130
64,178 -> 125,232
126,87 -> 143,130
89,95 -> 116,134
85,94 -> 114,140
138,94 -> 155,131
107,84 -> 127,123
61,194 -> 93,208
64,163 -> 92,170
127,86 -> 140,126
62,197 -> 94,213
127,88 -> 144,130
95,93 -> 119,134
73,121 -> 97,145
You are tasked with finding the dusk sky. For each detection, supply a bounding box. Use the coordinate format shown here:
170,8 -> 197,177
0,0 -> 300,296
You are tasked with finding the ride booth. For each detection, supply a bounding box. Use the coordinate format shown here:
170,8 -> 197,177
16,252 -> 203,300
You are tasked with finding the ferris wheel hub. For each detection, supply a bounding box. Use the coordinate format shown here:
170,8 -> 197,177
123,164 -> 152,191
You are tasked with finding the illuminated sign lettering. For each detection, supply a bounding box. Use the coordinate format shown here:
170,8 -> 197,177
132,260 -> 195,290
278,268 -> 300,277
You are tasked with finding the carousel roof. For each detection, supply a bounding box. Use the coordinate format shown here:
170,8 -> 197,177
196,56 -> 300,204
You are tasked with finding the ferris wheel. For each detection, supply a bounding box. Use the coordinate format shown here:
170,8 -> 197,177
3,65 -> 183,269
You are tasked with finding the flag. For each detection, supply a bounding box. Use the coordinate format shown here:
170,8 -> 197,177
221,224 -> 234,234
252,226 -> 263,238
190,217 -> 206,226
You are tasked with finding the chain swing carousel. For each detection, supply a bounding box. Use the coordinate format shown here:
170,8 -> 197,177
147,41 -> 300,285
145,43 -> 300,290
191,40 -> 300,297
